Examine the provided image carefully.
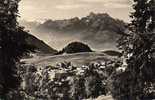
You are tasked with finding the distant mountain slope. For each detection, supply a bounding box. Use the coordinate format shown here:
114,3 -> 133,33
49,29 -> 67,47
20,12 -> 127,50
19,20 -> 39,30
38,12 -> 126,34
22,31 -> 57,54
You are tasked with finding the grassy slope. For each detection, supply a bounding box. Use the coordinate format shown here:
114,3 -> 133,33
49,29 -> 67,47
22,52 -> 116,66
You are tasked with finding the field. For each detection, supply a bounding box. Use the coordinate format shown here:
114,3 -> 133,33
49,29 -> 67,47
22,52 -> 116,66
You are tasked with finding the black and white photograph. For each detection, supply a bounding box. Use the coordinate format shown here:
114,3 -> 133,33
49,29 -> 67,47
0,0 -> 155,100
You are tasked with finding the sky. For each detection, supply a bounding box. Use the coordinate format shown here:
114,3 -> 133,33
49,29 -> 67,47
19,0 -> 133,22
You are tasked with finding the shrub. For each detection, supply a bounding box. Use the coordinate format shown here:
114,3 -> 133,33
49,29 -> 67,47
14,59 -> 119,100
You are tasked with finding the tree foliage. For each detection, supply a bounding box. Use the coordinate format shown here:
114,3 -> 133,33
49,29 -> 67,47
112,0 -> 155,99
58,42 -> 92,54
13,60 -> 118,100
0,0 -> 34,98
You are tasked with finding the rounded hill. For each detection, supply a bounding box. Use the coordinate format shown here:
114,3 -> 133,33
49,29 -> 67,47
60,42 -> 93,54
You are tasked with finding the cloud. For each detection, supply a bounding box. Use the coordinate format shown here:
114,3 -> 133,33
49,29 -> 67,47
78,0 -> 131,9
80,0 -> 131,3
104,3 -> 130,8
54,0 -> 131,11
55,4 -> 90,10
79,0 -> 132,6
19,0 -> 132,22
80,0 -> 113,3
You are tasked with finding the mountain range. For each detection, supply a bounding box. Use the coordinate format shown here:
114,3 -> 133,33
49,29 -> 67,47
20,12 -> 127,51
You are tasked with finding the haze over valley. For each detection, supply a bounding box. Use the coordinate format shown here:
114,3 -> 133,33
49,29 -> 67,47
19,12 -> 127,51
19,0 -> 133,51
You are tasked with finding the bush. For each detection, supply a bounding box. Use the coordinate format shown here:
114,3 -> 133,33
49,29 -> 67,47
12,59 -> 119,100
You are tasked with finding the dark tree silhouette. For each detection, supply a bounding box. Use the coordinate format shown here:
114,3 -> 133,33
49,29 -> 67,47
59,42 -> 92,54
0,0 -> 34,98
112,0 -> 155,99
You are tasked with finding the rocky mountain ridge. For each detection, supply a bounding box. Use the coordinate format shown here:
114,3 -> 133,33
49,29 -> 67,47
20,12 -> 127,50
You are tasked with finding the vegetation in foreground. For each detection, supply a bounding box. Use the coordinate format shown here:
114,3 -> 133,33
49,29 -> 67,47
0,0 -> 34,99
112,0 -> 155,99
10,59 -> 121,100
0,0 -> 154,100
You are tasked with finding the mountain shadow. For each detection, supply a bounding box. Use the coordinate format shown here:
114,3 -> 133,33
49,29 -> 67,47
23,31 -> 57,54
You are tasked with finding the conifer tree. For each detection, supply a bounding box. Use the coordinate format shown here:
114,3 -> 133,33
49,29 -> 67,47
112,0 -> 155,99
0,0 -> 34,98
